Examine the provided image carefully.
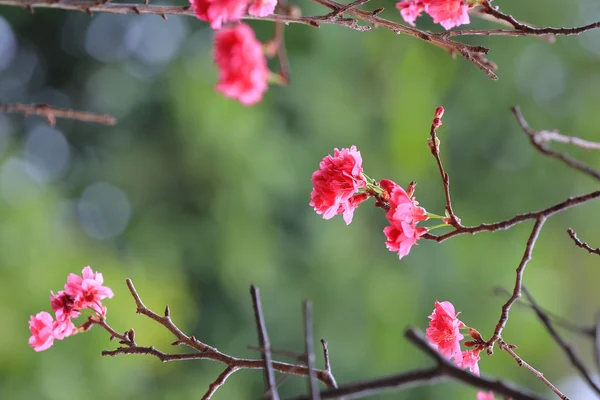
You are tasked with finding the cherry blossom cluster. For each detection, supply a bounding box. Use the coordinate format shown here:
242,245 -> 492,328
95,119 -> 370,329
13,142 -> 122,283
309,145 -> 442,259
426,301 -> 495,400
396,0 -> 481,30
187,0 -> 481,105
28,266 -> 113,352
189,0 -> 276,105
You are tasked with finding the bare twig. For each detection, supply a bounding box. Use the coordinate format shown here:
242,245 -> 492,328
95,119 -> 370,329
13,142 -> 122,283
202,367 -> 238,400
567,228 -> 600,256
493,287 -> 596,338
595,313 -> 600,374
0,103 -> 116,126
498,338 -> 569,400
512,106 -> 600,181
468,7 -> 555,43
522,287 -> 600,396
304,301 -> 320,400
428,106 -> 462,228
423,189 -> 600,243
319,340 -> 337,388
486,218 -> 546,350
97,280 -> 339,396
288,328 -> 544,400
251,285 -> 280,400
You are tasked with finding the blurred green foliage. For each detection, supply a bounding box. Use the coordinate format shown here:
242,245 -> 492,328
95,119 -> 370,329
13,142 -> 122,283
1,0 -> 600,399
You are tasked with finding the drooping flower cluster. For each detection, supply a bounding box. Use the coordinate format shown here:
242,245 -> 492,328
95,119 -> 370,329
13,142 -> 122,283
28,266 -> 113,352
396,0 -> 475,30
425,301 -> 494,399
189,0 -> 275,105
213,24 -> 270,105
380,179 -> 429,259
310,146 -> 433,259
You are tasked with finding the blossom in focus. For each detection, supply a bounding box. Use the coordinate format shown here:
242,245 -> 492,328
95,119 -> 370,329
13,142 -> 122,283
189,0 -> 249,29
65,266 -> 114,316
30,266 -> 113,351
396,0 -> 471,30
455,349 -> 481,376
214,24 -> 270,106
310,146 -> 368,225
380,179 -> 428,259
28,312 -> 56,352
426,301 -> 465,360
248,0 -> 277,16
477,391 -> 495,400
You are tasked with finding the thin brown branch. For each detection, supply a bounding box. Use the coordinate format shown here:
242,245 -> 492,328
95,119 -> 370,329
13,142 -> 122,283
595,313 -> 600,374
567,228 -> 600,256
251,285 -> 280,400
512,106 -> 600,181
0,103 -> 116,126
319,340 -> 337,388
428,106 -> 462,228
468,7 -> 555,43
493,286 -> 596,338
202,366 -> 238,400
303,301 -> 320,400
423,189 -> 600,243
486,218 -> 546,350
478,0 -> 600,37
288,328 -> 544,400
498,339 -> 569,400
522,287 -> 600,396
98,280 -> 339,395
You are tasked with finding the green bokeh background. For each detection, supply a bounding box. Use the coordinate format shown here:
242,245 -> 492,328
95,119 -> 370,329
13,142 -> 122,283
1,0 -> 600,398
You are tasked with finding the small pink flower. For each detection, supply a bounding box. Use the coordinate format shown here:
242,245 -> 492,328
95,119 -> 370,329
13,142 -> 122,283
477,391 -> 495,400
396,0 -> 471,30
65,266 -> 114,317
380,179 -> 428,259
50,290 -> 80,322
248,0 -> 277,16
214,24 -> 269,106
426,301 -> 465,361
455,349 -> 481,376
426,0 -> 470,30
28,312 -> 55,352
383,222 -> 428,259
310,146 -> 368,225
189,0 -> 249,29
396,0 -> 425,26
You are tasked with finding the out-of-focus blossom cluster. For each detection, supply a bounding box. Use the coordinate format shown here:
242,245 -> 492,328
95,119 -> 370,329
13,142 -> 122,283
396,0 -> 477,30
28,266 -> 113,352
189,0 -> 277,105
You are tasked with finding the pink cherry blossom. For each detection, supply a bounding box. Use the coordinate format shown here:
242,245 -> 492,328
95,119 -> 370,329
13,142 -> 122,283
477,391 -> 495,400
383,222 -> 428,259
455,349 -> 481,376
310,146 -> 368,225
427,0 -> 470,30
189,0 -> 249,29
248,0 -> 277,17
50,291 -> 80,339
380,179 -> 428,259
426,301 -> 465,361
396,0 -> 425,26
214,24 -> 269,106
65,266 -> 114,317
28,312 -> 56,352
396,0 -> 471,30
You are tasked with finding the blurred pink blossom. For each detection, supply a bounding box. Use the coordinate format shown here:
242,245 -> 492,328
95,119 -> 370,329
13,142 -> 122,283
455,349 -> 481,376
28,312 -> 56,352
214,24 -> 270,105
248,0 -> 277,17
189,0 -> 249,29
477,391 -> 495,400
396,0 -> 471,30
